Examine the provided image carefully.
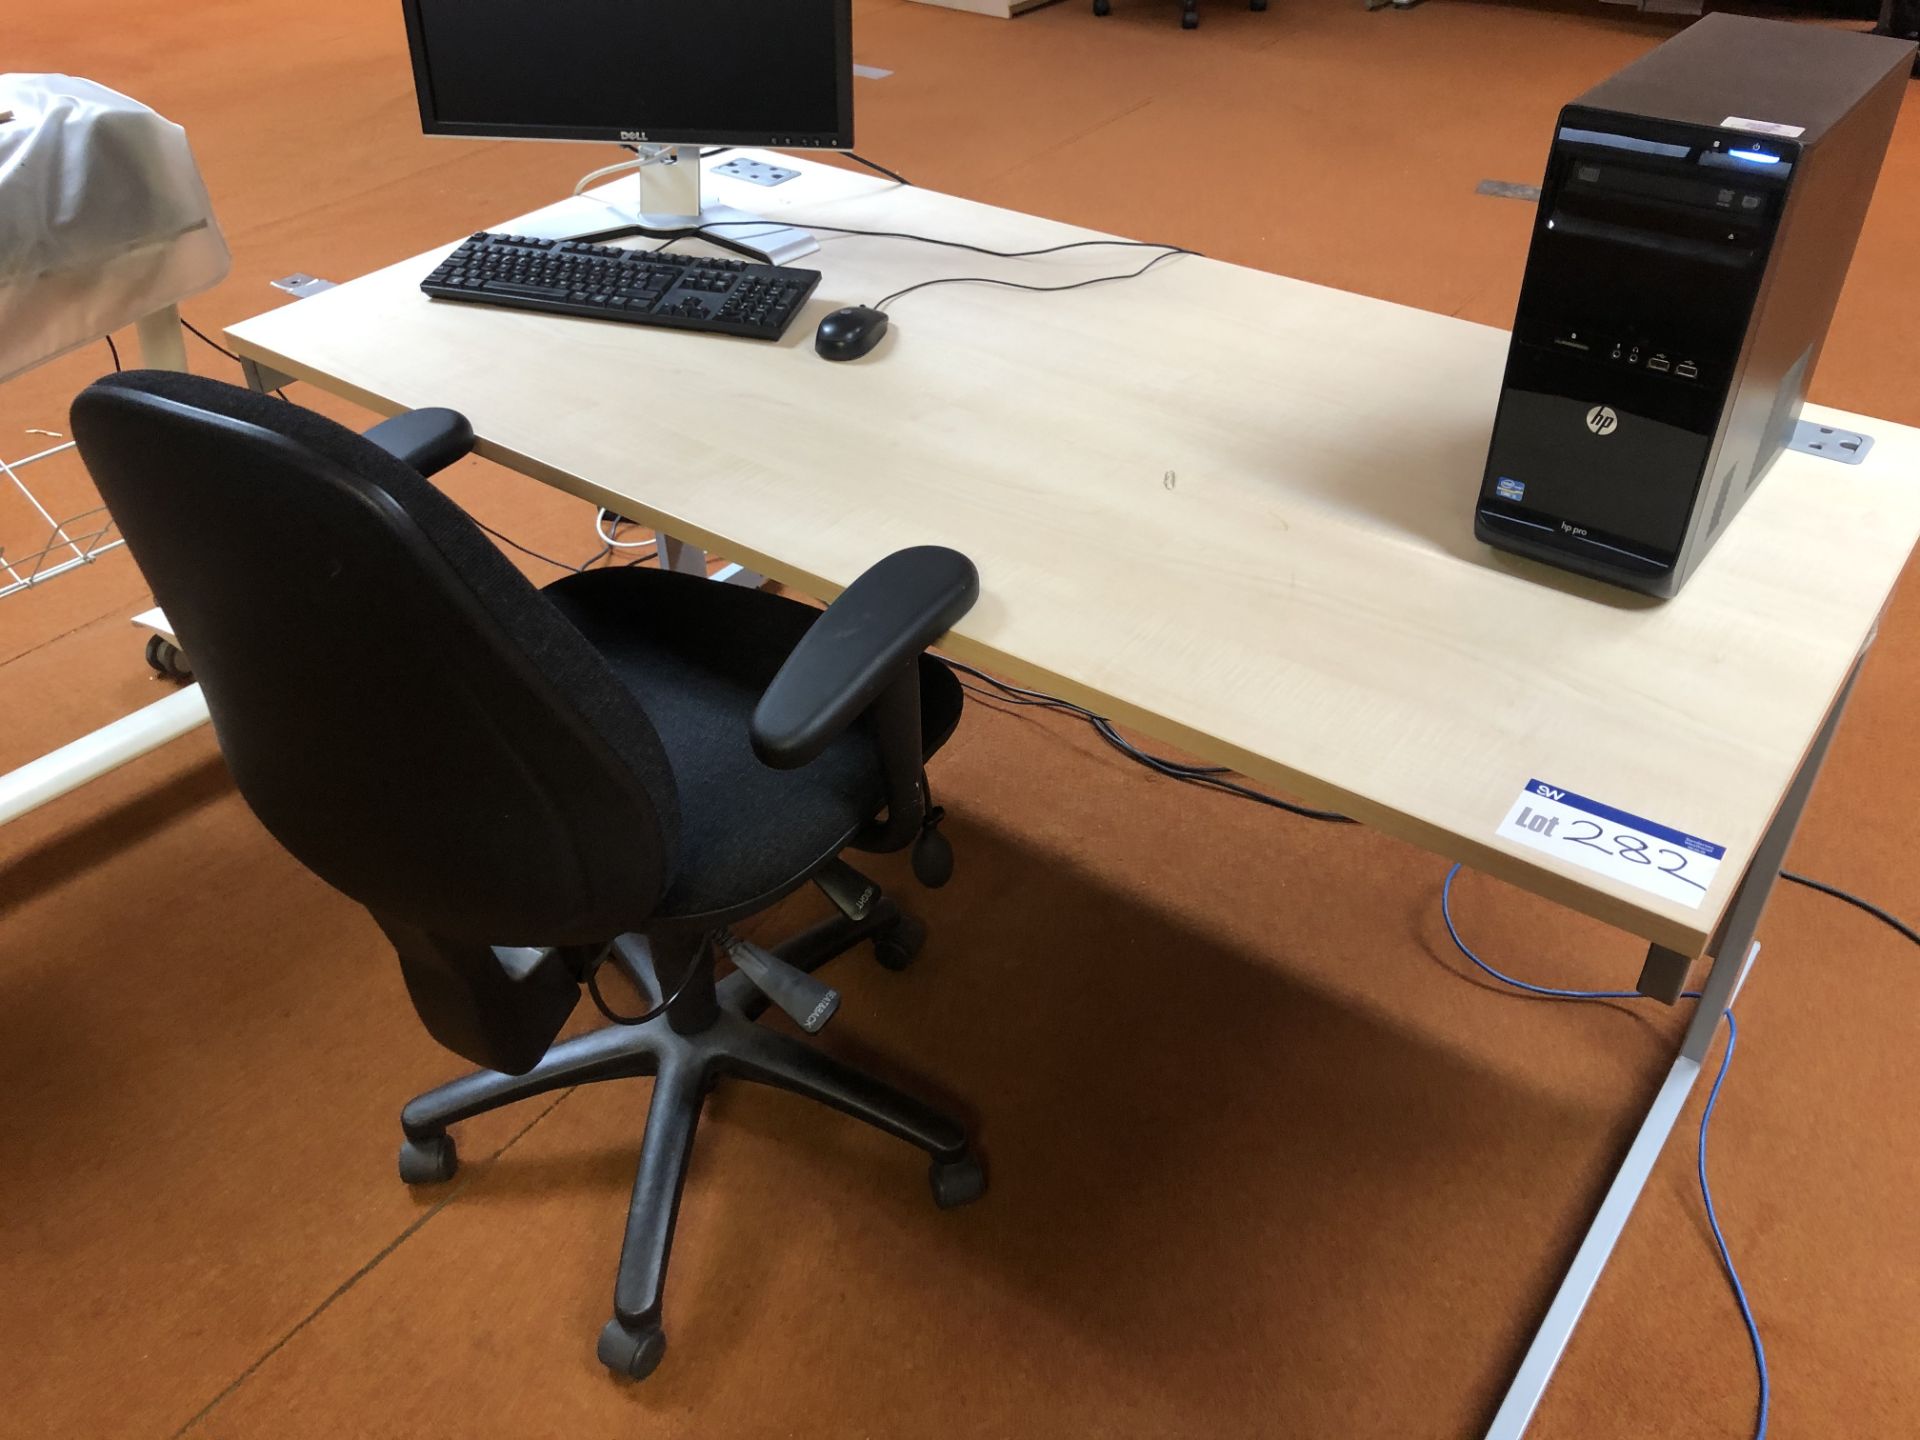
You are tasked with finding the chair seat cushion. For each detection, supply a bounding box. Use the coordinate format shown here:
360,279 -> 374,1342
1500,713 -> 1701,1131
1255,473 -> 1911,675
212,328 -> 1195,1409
544,566 -> 961,919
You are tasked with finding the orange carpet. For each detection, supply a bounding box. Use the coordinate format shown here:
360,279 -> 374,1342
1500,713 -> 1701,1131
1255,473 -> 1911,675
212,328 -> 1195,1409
3,2 -> 1917,1436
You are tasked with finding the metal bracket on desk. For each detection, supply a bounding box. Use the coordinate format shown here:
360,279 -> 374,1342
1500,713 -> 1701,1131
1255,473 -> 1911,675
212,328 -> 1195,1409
1485,654 -> 1863,1438
1634,943 -> 1693,1004
239,357 -> 296,394
657,534 -> 764,588
270,273 -> 337,299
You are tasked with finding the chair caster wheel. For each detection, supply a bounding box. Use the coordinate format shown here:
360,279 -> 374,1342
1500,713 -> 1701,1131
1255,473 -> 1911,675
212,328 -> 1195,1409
911,812 -> 953,889
146,634 -> 193,680
398,1132 -> 458,1185
1093,0 -> 1110,13
1181,11 -> 1199,28
598,1318 -> 666,1380
1250,0 -> 1267,9
873,913 -> 927,971
929,1151 -> 987,1210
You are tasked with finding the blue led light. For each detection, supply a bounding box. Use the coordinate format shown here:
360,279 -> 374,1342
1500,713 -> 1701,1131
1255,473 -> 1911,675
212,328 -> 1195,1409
1727,148 -> 1781,165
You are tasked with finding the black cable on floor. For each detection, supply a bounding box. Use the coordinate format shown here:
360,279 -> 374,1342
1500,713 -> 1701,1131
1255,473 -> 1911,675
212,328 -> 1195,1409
1780,870 -> 1920,948
103,335 -> 122,371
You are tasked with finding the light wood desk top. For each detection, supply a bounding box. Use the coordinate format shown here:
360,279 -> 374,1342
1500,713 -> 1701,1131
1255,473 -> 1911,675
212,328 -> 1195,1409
227,153 -> 1920,956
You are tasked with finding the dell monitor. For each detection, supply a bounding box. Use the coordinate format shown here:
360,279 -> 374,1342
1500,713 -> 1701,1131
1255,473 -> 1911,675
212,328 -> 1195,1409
399,0 -> 854,262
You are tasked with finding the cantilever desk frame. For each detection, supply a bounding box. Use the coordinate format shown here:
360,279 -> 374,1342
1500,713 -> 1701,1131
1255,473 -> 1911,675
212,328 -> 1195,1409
226,154 -> 1920,1436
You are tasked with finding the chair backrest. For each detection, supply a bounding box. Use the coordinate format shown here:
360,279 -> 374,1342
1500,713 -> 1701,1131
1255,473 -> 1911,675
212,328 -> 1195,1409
71,371 -> 681,951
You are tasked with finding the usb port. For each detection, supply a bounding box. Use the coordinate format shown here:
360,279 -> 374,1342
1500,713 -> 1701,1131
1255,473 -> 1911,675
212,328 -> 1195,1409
1646,354 -> 1671,373
1675,360 -> 1699,380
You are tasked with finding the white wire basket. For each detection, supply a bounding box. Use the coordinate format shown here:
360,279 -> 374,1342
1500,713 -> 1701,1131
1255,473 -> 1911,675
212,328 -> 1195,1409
0,433 -> 125,600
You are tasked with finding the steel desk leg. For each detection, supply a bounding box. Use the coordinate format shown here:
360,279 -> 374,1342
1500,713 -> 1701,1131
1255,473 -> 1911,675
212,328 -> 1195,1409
1484,653 -> 1863,1438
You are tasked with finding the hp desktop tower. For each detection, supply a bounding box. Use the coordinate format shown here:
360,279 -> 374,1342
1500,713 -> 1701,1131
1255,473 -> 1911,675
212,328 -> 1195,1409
1475,15 -> 1914,597
1882,1 -> 1920,49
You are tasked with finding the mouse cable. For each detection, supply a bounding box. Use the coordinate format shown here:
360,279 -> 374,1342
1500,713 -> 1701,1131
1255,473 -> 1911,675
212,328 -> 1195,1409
872,245 -> 1193,312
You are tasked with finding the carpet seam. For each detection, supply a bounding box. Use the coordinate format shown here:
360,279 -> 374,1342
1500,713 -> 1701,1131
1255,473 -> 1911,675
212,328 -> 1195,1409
167,1086 -> 579,1437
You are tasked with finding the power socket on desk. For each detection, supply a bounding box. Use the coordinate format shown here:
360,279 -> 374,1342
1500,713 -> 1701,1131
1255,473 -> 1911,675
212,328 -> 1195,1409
713,157 -> 800,188
1789,419 -> 1875,465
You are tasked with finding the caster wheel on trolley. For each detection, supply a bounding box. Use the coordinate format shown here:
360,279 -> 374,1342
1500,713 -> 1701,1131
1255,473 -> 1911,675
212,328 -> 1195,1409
145,634 -> 193,680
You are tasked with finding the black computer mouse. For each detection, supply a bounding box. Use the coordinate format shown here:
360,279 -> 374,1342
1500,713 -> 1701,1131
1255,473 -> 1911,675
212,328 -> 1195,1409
814,305 -> 889,361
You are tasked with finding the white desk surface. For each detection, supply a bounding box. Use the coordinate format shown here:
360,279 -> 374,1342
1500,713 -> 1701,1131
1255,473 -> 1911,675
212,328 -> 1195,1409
227,153 -> 1920,957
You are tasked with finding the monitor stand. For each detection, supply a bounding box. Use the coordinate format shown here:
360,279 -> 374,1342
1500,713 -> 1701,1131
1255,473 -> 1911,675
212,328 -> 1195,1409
511,146 -> 820,265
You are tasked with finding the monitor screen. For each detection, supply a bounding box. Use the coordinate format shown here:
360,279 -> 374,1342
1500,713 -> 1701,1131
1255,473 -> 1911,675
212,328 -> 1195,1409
401,0 -> 853,148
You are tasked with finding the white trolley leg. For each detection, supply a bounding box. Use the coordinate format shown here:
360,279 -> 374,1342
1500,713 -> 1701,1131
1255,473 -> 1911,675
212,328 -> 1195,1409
0,305 -> 215,829
0,686 -> 210,827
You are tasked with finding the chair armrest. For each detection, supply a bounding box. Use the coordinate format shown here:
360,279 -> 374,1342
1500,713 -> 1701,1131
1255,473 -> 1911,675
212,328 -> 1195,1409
751,546 -> 979,769
363,407 -> 475,478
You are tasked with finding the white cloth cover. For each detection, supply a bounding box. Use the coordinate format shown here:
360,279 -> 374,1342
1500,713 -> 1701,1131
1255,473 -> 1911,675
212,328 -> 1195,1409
0,74 -> 231,383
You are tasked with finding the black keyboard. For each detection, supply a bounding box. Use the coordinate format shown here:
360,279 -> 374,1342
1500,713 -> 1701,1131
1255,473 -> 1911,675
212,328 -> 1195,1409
420,232 -> 821,340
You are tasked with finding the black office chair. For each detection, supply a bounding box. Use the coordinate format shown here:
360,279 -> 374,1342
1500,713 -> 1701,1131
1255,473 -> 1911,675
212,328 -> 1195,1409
70,371 -> 986,1381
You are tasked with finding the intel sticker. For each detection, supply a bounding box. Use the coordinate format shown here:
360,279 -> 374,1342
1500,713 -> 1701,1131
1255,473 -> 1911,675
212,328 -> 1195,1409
1496,779 -> 1724,909
1495,476 -> 1526,502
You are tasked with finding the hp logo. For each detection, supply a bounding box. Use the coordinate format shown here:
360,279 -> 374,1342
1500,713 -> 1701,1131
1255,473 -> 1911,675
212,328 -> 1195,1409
1585,405 -> 1620,437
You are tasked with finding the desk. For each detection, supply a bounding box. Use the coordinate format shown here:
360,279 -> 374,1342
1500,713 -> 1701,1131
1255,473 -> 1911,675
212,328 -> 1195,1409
227,152 -> 1920,1435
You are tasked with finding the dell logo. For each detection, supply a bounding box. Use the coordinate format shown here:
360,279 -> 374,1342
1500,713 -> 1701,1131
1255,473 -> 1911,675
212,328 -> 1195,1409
1585,405 -> 1619,436
620,129 -> 648,142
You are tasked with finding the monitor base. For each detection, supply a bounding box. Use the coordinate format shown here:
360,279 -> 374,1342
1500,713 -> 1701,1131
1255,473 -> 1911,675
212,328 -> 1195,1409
582,203 -> 821,266
507,146 -> 821,265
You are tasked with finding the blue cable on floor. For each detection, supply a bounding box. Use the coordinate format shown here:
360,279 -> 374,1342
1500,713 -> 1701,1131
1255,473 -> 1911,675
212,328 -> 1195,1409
1698,1010 -> 1769,1440
1440,863 -> 1769,1440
